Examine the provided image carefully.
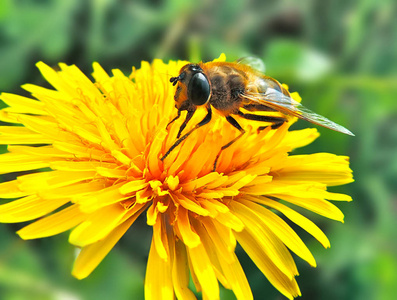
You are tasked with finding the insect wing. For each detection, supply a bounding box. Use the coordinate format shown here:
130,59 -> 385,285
236,56 -> 266,73
242,88 -> 354,136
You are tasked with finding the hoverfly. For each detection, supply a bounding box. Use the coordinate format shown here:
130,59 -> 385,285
160,57 -> 353,164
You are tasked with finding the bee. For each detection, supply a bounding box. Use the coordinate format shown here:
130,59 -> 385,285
160,58 -> 353,164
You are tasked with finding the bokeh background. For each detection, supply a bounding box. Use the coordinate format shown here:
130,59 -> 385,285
1,0 -> 396,299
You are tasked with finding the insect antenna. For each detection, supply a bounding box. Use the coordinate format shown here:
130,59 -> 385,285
170,76 -> 179,86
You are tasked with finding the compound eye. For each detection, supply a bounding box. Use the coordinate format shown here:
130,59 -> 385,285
188,72 -> 210,106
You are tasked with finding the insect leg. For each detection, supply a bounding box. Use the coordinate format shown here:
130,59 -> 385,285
243,103 -> 277,112
213,115 -> 245,171
237,110 -> 286,129
177,110 -> 195,138
161,107 -> 212,161
166,110 -> 181,129
257,121 -> 284,131
222,116 -> 246,150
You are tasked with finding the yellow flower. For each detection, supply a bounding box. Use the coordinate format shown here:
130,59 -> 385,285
0,55 -> 353,300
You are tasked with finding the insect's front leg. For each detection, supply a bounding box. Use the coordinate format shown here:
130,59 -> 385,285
161,107 -> 212,161
176,110 -> 195,138
166,110 -> 181,129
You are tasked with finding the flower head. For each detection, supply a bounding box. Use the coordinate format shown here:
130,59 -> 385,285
0,55 -> 353,299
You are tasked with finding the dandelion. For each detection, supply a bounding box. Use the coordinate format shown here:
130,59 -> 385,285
0,54 -> 353,299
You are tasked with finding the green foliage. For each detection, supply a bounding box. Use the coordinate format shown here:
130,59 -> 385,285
1,0 -> 396,299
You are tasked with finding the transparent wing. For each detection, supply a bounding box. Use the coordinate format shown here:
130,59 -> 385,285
242,88 -> 354,136
236,56 -> 266,73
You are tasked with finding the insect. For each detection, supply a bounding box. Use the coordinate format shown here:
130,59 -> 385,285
160,58 -> 354,165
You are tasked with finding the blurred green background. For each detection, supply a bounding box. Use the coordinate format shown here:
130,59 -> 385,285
1,0 -> 396,299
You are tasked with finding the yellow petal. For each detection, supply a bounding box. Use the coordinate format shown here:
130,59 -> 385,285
203,175 -> 229,190
119,179 -> 148,195
111,150 -> 132,166
0,151 -> 53,170
17,170 -> 97,192
166,131 -> 197,175
180,138 -> 217,181
95,118 -> 119,152
187,243 -> 220,300
75,183 -> 130,212
21,83 -> 68,102
201,218 -> 236,264
211,187 -> 239,197
188,249 -> 201,293
72,215 -> 137,279
283,128 -> 319,149
217,250 -> 253,300
212,219 -> 236,251
196,191 -> 224,200
152,214 -> 169,261
145,235 -> 174,300
241,180 -> 321,195
322,191 -> 353,202
277,194 -> 345,222
235,230 -> 301,300
72,125 -> 102,145
0,126 -> 37,135
52,141 -> 108,161
213,53 -> 226,62
171,239 -> 196,300
0,161 -> 50,174
35,61 -> 78,98
17,204 -> 87,239
0,180 -> 28,198
58,64 -> 103,100
228,174 -> 257,190
193,220 -> 231,290
40,181 -> 108,200
181,172 -> 223,192
176,208 -> 201,248
69,203 -> 130,247
147,126 -> 168,178
0,93 -> 46,114
244,175 -> 273,187
16,114 -> 74,142
256,197 -> 330,248
0,110 -> 22,124
8,145 -> 72,158
0,195 -> 70,223
231,202 -> 297,279
214,210 -> 244,232
238,197 -> 316,267
0,126 -> 53,144
275,153 -> 353,186
112,116 -> 141,159
164,175 -> 179,191
91,62 -> 112,94
199,199 -> 222,217
201,198 -> 229,214
50,161 -> 116,172
173,193 -> 210,216
146,203 -> 158,226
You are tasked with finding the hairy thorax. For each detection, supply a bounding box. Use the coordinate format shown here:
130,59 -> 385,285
206,64 -> 247,115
